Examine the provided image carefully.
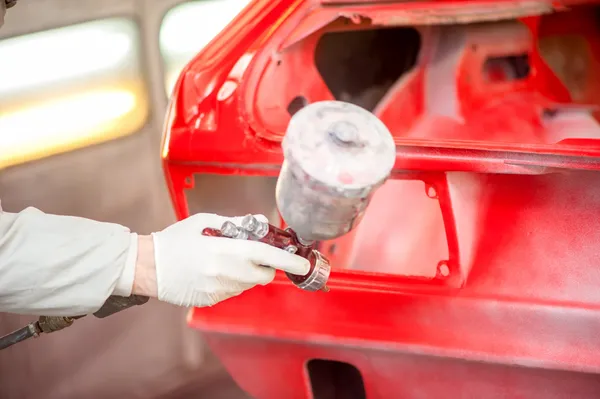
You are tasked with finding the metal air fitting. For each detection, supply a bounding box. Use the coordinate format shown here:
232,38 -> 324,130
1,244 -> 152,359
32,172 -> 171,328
286,250 -> 331,292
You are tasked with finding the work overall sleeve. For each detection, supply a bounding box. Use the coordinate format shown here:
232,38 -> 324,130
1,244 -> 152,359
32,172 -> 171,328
0,204 -> 138,316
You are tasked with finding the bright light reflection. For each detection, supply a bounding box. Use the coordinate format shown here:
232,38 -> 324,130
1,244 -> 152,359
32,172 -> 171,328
0,90 -> 141,168
0,19 -> 134,95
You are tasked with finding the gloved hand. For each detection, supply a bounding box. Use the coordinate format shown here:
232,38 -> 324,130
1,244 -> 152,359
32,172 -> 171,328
134,213 -> 310,307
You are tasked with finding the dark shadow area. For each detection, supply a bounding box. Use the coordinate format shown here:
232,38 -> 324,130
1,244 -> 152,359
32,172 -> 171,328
315,26 -> 421,111
307,359 -> 366,399
483,54 -> 530,82
288,95 -> 309,116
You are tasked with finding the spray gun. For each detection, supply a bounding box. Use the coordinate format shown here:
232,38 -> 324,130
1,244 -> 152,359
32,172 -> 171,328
0,100 -> 396,350
202,101 -> 396,293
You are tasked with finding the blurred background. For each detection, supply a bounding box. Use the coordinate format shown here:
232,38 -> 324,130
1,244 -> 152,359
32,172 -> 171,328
0,0 -> 257,397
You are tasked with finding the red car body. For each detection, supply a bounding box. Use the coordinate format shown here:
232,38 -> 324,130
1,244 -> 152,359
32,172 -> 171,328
162,0 -> 600,397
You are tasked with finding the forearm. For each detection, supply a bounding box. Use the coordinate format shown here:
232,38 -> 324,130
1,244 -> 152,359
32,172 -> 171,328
0,208 -> 310,315
0,207 -> 137,316
132,235 -> 157,298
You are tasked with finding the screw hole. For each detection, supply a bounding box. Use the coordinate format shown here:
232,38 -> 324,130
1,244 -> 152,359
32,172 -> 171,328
287,96 -> 308,116
184,177 -> 192,185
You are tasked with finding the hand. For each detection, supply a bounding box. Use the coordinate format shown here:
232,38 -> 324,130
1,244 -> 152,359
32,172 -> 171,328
132,213 -> 310,307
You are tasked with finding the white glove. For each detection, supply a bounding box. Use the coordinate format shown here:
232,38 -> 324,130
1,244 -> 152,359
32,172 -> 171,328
150,213 -> 310,307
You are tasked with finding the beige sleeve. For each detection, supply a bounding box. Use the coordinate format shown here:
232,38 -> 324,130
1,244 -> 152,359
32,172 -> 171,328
0,205 -> 137,316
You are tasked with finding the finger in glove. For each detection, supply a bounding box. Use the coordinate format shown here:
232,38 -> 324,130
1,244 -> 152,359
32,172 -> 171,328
234,239 -> 311,275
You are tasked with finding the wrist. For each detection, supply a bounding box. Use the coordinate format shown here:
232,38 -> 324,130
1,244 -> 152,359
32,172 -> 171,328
132,235 -> 158,298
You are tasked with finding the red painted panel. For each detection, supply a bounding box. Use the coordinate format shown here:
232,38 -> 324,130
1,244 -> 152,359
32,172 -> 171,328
162,0 -> 600,397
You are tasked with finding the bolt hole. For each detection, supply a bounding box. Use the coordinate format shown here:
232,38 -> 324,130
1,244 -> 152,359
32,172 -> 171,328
184,177 -> 192,185
438,262 -> 450,278
426,185 -> 437,199
276,60 -> 282,66
287,96 -> 308,116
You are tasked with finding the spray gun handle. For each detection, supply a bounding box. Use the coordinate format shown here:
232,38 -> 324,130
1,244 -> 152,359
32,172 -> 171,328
202,227 -> 224,237
201,219 -> 330,292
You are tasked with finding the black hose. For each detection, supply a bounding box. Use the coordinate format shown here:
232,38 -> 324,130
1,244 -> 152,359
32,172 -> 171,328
0,295 -> 148,351
0,323 -> 39,350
